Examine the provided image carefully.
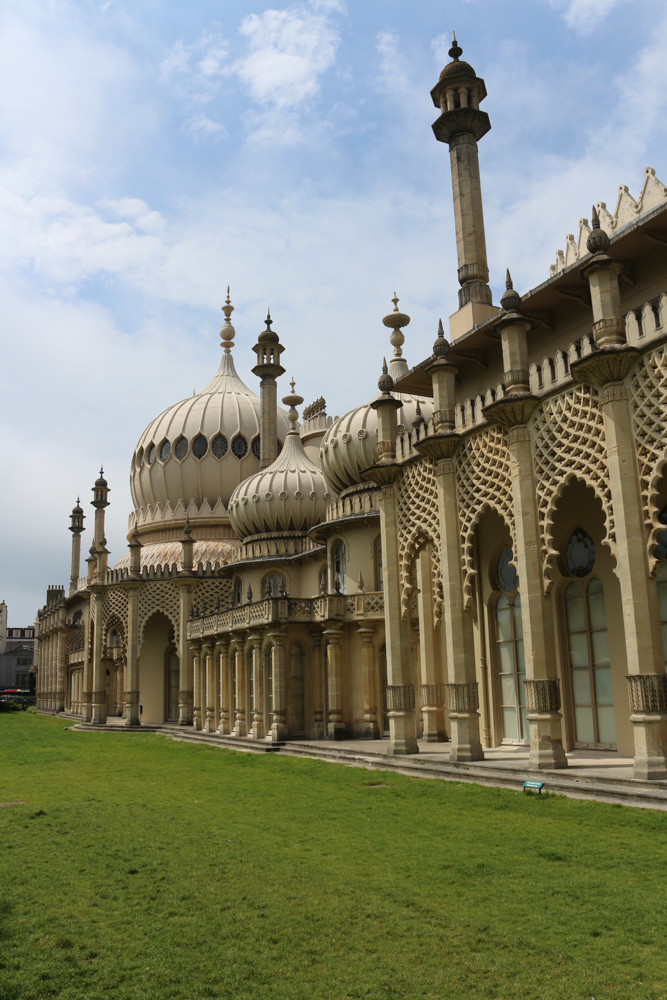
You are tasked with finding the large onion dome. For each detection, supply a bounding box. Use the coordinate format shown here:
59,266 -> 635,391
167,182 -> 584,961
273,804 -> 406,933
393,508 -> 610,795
320,294 -> 433,494
127,291 -> 291,556
229,381 -> 331,539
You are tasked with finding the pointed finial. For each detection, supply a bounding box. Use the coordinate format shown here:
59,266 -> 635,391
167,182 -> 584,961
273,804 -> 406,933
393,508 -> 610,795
449,31 -> 462,60
282,378 -> 304,429
258,307 -> 279,344
433,318 -> 450,359
220,286 -> 236,352
183,514 -> 191,537
500,268 -> 522,312
586,204 -> 610,255
378,357 -> 394,394
382,292 -> 410,357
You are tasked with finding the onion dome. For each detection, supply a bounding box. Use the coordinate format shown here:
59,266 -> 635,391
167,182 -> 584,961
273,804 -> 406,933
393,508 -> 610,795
320,294 -> 433,494
114,538 -> 235,572
586,205 -> 611,255
500,269 -> 522,312
228,380 -> 331,539
438,32 -> 476,82
129,290 -> 291,542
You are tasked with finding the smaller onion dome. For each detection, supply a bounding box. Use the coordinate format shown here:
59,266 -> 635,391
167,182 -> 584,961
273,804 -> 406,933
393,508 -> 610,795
72,497 -> 83,516
586,205 -> 611,255
257,309 -> 279,344
439,33 -> 476,81
500,269 -> 522,312
95,468 -> 108,489
228,380 -> 331,539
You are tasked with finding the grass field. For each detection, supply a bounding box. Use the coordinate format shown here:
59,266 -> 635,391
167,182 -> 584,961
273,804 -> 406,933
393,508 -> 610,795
1,714 -> 667,1000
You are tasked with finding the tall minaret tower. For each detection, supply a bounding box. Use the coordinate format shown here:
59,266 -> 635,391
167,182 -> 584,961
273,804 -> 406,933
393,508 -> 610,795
431,33 -> 498,339
252,310 -> 286,469
68,498 -> 85,595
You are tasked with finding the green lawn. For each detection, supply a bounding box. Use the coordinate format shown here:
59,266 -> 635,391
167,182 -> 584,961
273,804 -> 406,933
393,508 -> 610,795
1,715 -> 666,1000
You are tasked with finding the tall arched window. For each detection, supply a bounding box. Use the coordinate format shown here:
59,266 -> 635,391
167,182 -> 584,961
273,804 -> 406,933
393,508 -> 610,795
332,541 -> 346,595
493,546 -> 527,743
231,577 -> 243,607
263,572 -> 286,598
564,577 -> 615,746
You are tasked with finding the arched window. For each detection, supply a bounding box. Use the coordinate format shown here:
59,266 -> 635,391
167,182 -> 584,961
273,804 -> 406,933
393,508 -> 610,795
319,564 -> 328,595
231,577 -> 243,608
493,547 -> 527,743
290,643 -> 305,734
332,541 -> 346,595
564,577 -> 615,746
373,536 -> 383,592
263,572 -> 286,598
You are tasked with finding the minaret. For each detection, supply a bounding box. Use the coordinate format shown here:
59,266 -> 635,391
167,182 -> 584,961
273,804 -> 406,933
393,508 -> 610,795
252,309 -> 286,469
68,498 -> 85,595
431,33 -> 498,339
91,467 -> 110,547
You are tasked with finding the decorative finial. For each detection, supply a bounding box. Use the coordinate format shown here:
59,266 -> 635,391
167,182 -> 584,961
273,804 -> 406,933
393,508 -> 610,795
449,31 -> 462,61
220,286 -> 236,353
258,308 -> 279,344
500,268 -> 522,312
378,357 -> 394,394
382,292 -> 410,358
282,378 -> 304,429
433,318 -> 450,359
183,515 -> 191,537
587,204 -> 610,255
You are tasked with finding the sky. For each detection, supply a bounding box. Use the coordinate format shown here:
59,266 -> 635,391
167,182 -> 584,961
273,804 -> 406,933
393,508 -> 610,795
1,0 -> 666,623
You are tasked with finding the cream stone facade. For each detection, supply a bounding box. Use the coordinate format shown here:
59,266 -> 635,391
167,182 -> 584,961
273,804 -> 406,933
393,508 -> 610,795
35,38 -> 667,782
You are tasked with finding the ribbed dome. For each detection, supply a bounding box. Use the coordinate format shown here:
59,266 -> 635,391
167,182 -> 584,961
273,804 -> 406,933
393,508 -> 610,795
115,538 -> 235,571
130,350 -> 291,528
229,427 -> 331,539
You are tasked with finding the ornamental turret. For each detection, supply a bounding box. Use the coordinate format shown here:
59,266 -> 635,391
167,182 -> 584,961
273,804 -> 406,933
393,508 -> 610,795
252,308 -> 286,470
68,498 -> 85,595
431,33 -> 497,339
91,468 -> 110,547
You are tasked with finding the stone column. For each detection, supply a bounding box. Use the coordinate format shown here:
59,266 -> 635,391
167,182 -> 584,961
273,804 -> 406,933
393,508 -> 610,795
124,585 -> 140,726
82,599 -> 93,723
218,641 -> 231,735
249,637 -> 265,739
308,629 -> 325,739
416,549 -> 447,742
269,630 -> 288,742
90,589 -> 106,726
202,641 -> 216,733
178,583 -> 193,725
358,626 -> 379,738
55,622 -> 66,713
192,642 -> 202,731
233,645 -> 247,737
323,626 -> 345,739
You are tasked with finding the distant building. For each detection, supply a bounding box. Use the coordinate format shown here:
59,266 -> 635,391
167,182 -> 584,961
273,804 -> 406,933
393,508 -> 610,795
0,601 -> 36,690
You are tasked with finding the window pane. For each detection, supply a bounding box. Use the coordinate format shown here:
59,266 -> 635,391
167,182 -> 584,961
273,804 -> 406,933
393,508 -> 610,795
500,674 -> 516,706
515,639 -> 525,673
496,607 -> 512,641
572,668 -> 592,706
512,600 -> 523,640
497,595 -> 509,610
520,706 -> 529,742
498,642 -> 514,674
594,667 -> 614,707
502,707 -> 518,740
566,592 -> 585,632
596,705 -> 617,745
517,672 -> 526,707
587,590 -> 607,631
590,629 -> 610,667
574,705 -> 595,743
569,633 -> 590,669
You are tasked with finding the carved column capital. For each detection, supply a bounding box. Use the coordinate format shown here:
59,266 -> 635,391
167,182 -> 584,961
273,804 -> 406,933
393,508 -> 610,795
421,683 -> 445,707
599,383 -> 628,405
386,684 -> 415,711
507,425 -> 531,445
524,678 -> 561,713
626,673 -> 667,714
446,681 -> 479,713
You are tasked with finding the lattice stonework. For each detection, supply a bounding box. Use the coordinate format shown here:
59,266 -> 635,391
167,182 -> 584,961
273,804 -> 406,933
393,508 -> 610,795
101,587 -> 129,644
629,343 -> 667,569
192,578 -> 232,613
531,383 -> 615,589
66,627 -> 85,654
138,581 -> 181,651
397,458 -> 443,624
456,425 -> 515,604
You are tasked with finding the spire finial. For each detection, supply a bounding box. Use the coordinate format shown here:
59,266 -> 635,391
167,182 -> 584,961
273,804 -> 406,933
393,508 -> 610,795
282,377 -> 304,430
378,357 -> 394,394
220,286 -> 236,353
382,292 -> 410,358
449,31 -> 462,60
500,267 -> 522,312
586,204 -> 610,255
505,268 -> 513,289
433,318 -> 450,359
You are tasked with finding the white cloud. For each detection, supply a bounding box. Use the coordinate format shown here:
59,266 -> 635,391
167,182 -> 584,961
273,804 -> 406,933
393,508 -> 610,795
182,112 -> 227,141
375,30 -> 414,96
232,2 -> 341,108
547,0 -> 630,33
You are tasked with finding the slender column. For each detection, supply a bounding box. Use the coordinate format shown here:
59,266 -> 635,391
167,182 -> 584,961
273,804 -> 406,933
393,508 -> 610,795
416,549 -> 447,742
178,584 -> 193,725
269,630 -> 288,742
217,642 -> 230,735
308,629 -> 325,739
192,642 -> 202,731
324,625 -> 345,739
358,626 -> 379,738
82,599 -> 93,722
55,620 -> 66,713
203,641 -> 216,733
507,426 -> 567,767
233,646 -> 247,737
124,584 -> 140,726
90,590 -> 106,725
249,637 -> 265,739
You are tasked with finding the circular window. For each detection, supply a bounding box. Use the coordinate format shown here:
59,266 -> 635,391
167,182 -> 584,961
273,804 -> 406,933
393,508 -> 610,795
146,443 -> 156,465
251,436 -> 261,460
192,434 -> 208,459
565,528 -> 595,577
496,546 -> 519,593
159,439 -> 171,462
231,434 -> 248,459
211,434 -> 228,459
656,504 -> 667,561
174,437 -> 188,460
